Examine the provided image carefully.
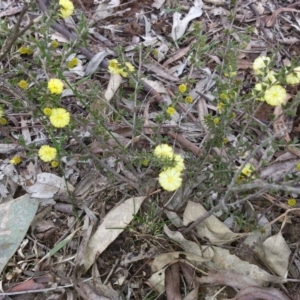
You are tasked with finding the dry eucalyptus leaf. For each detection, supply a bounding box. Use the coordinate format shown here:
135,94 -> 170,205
171,0 -> 203,41
183,201 -> 243,244
261,232 -> 291,277
152,251 -> 210,273
25,173 -> 74,199
82,196 -> 147,272
147,267 -> 167,293
206,246 -> 285,286
235,286 -> 291,300
104,73 -> 122,102
84,51 -> 112,76
164,225 -> 213,259
197,270 -> 260,289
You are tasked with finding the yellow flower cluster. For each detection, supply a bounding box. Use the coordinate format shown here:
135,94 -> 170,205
241,163 -> 255,177
51,40 -> 59,48
0,117 -> 7,125
38,145 -> 57,162
252,56 -> 286,106
67,57 -> 79,69
185,95 -> 193,103
48,78 -> 64,95
18,47 -> 33,55
18,80 -> 28,89
43,107 -> 70,128
287,198 -> 297,207
59,0 -> 74,19
167,106 -> 176,116
108,59 -> 135,77
10,156 -> 21,165
50,108 -> 70,128
178,84 -> 187,93
153,144 -> 184,191
286,66 -> 300,85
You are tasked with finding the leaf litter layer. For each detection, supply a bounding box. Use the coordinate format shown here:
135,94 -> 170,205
1,0 -> 300,299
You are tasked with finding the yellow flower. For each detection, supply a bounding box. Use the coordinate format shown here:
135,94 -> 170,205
286,66 -> 300,85
154,144 -> 174,158
219,93 -> 228,101
159,168 -> 182,191
43,107 -> 53,116
51,160 -> 59,168
167,106 -> 176,116
185,95 -> 193,103
18,47 -> 33,55
172,154 -> 184,172
231,112 -> 236,119
216,102 -> 224,112
108,59 -> 120,74
223,137 -> 229,144
67,57 -> 79,68
51,40 -> 59,48
178,84 -> 187,93
264,85 -> 286,106
263,71 -> 277,84
253,56 -> 270,75
213,117 -> 220,125
296,163 -> 300,172
38,145 -> 57,162
125,62 -> 135,72
18,80 -> 28,89
287,198 -> 297,207
241,163 -> 254,177
0,117 -> 7,125
141,159 -> 149,166
59,0 -> 74,19
10,156 -> 21,165
108,59 -> 128,77
48,78 -> 64,95
49,108 -> 70,128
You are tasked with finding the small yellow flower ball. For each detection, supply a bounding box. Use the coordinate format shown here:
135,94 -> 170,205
18,47 -> 33,55
48,78 -> 64,95
172,154 -> 184,172
167,106 -> 176,116
49,108 -> 70,128
264,85 -> 286,106
213,117 -> 220,125
38,145 -> 57,162
51,40 -> 59,48
223,137 -> 229,144
241,163 -> 254,177
43,108 -> 53,116
51,160 -> 59,168
286,66 -> 300,85
296,163 -> 300,172
178,84 -> 187,93
18,80 -> 28,89
287,198 -> 297,207
159,168 -> 182,191
216,102 -> 224,112
10,156 -> 21,165
154,144 -> 174,158
185,95 -> 193,103
59,0 -> 74,19
125,62 -> 135,72
0,117 -> 7,125
67,57 -> 79,69
253,56 -> 270,75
